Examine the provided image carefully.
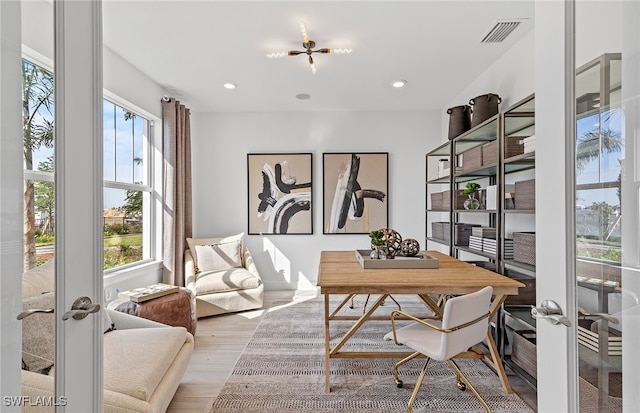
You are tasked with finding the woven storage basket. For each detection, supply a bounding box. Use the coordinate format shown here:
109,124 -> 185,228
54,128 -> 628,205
504,136 -> 526,159
512,330 -> 537,378
453,223 -> 481,246
443,223 -> 451,244
431,222 -> 447,240
513,232 -> 536,265
482,140 -> 498,166
442,190 -> 466,210
515,179 -> 535,210
504,271 -> 536,305
430,192 -> 444,211
461,145 -> 482,173
471,226 -> 496,238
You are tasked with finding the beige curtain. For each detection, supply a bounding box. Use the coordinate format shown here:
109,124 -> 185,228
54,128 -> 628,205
162,98 -> 192,286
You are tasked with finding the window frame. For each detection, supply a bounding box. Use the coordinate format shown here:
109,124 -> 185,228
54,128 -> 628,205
22,49 -> 163,278
103,90 -> 162,275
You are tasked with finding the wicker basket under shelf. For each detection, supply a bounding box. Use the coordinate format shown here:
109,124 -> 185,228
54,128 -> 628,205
452,223 -> 481,246
431,222 -> 447,241
481,137 -> 526,164
512,330 -> 537,379
471,226 -> 496,238
513,232 -> 536,265
515,179 -> 535,210
430,192 -> 444,211
442,189 -> 466,210
461,145 -> 483,173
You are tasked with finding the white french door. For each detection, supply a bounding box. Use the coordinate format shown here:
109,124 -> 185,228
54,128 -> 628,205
0,1 -> 104,411
536,1 -> 640,412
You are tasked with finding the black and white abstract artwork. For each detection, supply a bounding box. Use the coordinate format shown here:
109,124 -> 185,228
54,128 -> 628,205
247,153 -> 312,235
323,152 -> 388,234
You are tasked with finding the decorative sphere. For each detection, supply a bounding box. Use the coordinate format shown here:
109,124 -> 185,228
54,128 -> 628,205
381,228 -> 402,258
400,238 -> 420,256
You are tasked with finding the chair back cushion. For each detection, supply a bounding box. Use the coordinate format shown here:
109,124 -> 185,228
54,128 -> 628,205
186,233 -> 244,273
441,286 -> 493,360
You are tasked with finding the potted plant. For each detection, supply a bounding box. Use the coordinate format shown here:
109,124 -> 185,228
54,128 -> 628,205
462,182 -> 481,210
369,230 -> 386,260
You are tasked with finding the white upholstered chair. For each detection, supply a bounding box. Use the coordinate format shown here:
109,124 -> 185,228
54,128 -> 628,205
384,286 -> 493,413
185,234 -> 264,318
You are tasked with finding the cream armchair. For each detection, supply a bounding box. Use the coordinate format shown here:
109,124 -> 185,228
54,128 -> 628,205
185,243 -> 264,318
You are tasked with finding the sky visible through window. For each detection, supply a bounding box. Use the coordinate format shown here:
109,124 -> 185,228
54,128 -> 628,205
575,108 -> 623,209
31,99 -> 145,210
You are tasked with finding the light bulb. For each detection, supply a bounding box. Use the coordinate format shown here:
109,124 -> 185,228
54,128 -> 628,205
298,22 -> 309,42
266,51 -> 287,59
310,61 -> 317,75
331,48 -> 353,54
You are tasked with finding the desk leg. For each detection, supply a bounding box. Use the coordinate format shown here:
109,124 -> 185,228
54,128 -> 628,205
485,294 -> 513,394
324,294 -> 331,393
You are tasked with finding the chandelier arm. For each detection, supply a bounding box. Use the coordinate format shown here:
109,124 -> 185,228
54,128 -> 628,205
288,50 -> 304,56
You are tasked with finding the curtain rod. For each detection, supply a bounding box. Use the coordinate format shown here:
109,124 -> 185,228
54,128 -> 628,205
161,95 -> 171,102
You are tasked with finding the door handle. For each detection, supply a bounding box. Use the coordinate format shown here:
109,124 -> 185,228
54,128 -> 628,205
577,307 -> 619,324
531,299 -> 572,327
17,308 -> 54,320
62,296 -> 101,321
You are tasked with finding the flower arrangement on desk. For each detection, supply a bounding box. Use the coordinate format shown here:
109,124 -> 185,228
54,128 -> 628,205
369,230 -> 387,260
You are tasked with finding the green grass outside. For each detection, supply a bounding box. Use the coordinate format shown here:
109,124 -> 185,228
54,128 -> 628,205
104,233 -> 143,247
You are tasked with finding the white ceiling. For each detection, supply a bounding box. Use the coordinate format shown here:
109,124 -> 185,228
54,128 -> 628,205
102,1 -> 534,113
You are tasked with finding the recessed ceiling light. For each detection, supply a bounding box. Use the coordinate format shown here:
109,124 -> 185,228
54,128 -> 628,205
391,80 -> 407,88
296,93 -> 311,100
223,83 -> 236,89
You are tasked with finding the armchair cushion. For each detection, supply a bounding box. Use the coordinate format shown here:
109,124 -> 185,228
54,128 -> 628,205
186,233 -> 244,273
194,241 -> 242,272
194,267 -> 261,295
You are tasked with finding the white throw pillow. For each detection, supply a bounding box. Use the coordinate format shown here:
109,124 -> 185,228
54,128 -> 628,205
187,232 -> 244,273
194,241 -> 242,272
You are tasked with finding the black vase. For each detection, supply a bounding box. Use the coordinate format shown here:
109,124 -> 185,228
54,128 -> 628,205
446,105 -> 472,140
469,93 -> 502,127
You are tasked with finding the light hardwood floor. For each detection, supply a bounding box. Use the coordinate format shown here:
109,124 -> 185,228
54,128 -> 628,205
166,290 -> 537,413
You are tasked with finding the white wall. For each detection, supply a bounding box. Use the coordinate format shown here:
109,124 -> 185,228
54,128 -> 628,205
190,110 -> 440,290
442,29 -> 536,138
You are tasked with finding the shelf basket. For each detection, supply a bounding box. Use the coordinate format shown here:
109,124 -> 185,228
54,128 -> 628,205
430,191 -> 444,211
511,330 -> 537,379
513,232 -> 536,265
515,179 -> 536,210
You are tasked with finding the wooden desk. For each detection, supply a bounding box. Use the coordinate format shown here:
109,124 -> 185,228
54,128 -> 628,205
317,250 -> 525,393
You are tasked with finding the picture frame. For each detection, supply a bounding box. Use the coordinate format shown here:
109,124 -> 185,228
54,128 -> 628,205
247,153 -> 313,235
323,152 -> 388,234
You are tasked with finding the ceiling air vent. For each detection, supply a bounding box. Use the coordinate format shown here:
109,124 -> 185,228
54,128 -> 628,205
481,20 -> 522,43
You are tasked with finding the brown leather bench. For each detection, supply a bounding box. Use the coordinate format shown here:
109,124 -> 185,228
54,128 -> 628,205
108,287 -> 197,335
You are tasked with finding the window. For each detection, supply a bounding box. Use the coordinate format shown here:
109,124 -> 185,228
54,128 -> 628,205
22,59 -> 55,271
102,99 -> 155,270
22,58 -> 158,273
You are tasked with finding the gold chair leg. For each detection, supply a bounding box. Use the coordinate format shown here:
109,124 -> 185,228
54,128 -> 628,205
388,295 -> 401,311
407,358 -> 430,413
448,359 -> 491,413
393,351 -> 421,387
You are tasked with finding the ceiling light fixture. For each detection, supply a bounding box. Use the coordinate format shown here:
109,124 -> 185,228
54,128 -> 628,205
266,22 -> 353,74
391,80 -> 407,88
223,83 -> 236,89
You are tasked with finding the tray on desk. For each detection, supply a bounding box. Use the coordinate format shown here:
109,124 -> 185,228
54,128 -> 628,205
355,250 -> 439,269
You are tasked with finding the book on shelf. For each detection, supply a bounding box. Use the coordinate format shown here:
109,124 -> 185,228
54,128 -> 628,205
118,283 -> 179,303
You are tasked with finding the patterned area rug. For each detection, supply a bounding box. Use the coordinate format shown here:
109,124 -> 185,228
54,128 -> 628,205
210,295 -> 534,413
